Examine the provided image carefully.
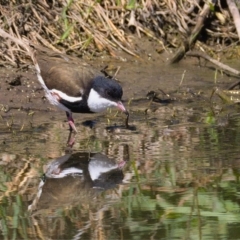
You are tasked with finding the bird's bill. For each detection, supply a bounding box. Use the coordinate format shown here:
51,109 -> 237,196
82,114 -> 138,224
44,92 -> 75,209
117,101 -> 127,113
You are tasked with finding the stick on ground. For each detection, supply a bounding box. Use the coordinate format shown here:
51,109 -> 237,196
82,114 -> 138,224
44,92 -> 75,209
186,51 -> 240,76
169,0 -> 215,64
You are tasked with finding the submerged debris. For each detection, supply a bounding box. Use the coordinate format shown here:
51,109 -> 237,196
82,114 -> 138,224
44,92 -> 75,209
125,111 -> 129,128
147,90 -> 174,104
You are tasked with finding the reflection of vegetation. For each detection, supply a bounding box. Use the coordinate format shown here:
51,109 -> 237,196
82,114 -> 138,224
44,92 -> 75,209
0,170 -> 10,193
1,157 -> 240,239
116,173 -> 240,239
0,195 -> 30,240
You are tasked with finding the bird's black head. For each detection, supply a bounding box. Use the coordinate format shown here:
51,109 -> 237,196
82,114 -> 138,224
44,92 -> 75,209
92,76 -> 123,101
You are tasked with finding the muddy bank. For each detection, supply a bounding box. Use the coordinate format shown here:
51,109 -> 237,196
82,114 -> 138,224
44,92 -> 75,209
0,38 -> 238,134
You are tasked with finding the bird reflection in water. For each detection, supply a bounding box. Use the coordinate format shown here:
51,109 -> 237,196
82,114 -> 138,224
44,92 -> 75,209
28,152 -> 126,213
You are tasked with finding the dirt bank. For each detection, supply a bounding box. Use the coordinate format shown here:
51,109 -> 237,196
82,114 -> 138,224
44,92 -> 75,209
0,37 -> 237,132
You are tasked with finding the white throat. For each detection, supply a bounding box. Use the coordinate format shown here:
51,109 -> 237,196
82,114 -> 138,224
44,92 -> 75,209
87,88 -> 117,112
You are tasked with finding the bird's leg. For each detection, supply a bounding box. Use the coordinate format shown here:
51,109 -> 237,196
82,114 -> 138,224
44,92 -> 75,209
66,112 -> 77,147
67,131 -> 75,148
66,112 -> 78,133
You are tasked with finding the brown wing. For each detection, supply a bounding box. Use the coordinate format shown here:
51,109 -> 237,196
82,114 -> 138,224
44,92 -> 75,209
35,48 -> 103,97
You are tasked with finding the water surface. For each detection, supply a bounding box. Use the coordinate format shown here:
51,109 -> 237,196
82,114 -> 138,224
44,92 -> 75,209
1,98 -> 240,240
1,56 -> 240,239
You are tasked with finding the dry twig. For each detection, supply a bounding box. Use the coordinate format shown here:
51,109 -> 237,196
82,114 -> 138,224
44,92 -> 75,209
186,51 -> 240,76
169,0 -> 216,64
226,0 -> 240,41
0,0 -> 239,65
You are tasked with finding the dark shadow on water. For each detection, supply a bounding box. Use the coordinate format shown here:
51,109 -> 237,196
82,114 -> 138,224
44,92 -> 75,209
106,124 -> 137,132
82,118 -> 137,131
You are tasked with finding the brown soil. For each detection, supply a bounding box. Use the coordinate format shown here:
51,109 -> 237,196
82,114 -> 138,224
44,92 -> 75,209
0,37 -> 236,132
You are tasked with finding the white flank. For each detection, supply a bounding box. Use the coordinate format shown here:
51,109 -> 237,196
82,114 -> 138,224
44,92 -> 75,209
35,62 -> 82,112
47,167 -> 83,178
88,161 -> 117,181
50,89 -> 82,102
87,88 -> 117,112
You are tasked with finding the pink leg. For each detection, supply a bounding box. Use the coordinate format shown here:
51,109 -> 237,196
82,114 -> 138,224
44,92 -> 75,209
67,131 -> 76,148
66,112 -> 78,133
66,112 -> 77,147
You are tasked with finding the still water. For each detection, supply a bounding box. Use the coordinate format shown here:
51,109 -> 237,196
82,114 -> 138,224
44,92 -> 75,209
1,98 -> 240,240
